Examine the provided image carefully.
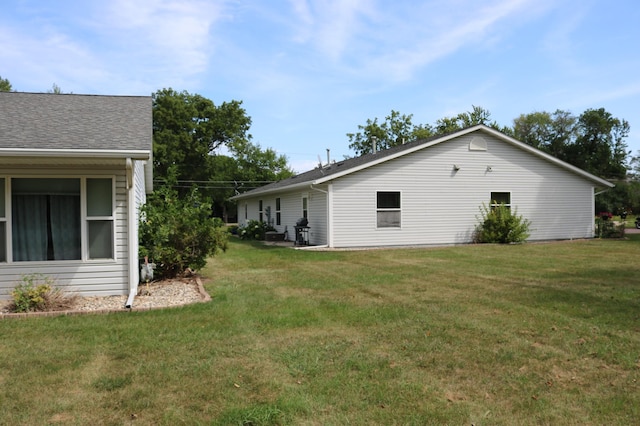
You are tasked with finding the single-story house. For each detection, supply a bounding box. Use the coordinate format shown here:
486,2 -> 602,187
0,92 -> 152,303
231,125 -> 614,248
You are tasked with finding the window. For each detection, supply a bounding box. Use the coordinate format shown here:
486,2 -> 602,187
12,178 -> 81,261
86,178 -> 114,259
259,200 -> 263,222
377,191 -> 401,228
276,198 -> 281,226
490,192 -> 511,210
0,178 -> 5,262
302,196 -> 308,219
4,177 -> 114,262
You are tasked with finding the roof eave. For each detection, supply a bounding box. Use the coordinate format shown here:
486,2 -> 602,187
230,179 -> 317,200
0,148 -> 151,160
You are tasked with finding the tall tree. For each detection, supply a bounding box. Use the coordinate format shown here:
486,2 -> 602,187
152,88 -> 252,191
152,88 -> 294,220
513,110 -> 576,158
567,108 -> 629,179
0,76 -> 12,92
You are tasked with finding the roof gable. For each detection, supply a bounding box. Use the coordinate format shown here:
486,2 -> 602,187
0,92 -> 152,154
232,125 -> 613,200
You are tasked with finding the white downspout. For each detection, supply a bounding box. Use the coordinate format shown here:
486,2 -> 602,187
125,158 -> 139,308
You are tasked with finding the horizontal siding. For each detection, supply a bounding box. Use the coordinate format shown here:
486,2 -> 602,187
0,167 -> 132,299
332,134 -> 597,247
308,190 -> 327,245
239,192 -> 310,242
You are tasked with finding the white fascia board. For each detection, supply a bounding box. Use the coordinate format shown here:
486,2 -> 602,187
230,180 -> 316,201
0,148 -> 151,160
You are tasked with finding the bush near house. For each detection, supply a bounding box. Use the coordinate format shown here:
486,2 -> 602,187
8,274 -> 77,313
474,202 -> 531,243
237,219 -> 274,240
139,185 -> 228,279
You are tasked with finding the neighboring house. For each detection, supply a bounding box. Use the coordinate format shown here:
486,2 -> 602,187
231,125 -> 614,248
0,92 -> 152,302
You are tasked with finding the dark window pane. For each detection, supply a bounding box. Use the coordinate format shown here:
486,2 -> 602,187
491,192 -> 510,205
377,192 -> 401,209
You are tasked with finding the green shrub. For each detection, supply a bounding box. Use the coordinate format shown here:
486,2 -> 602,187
139,185 -> 228,279
474,203 -> 531,244
9,274 -> 77,313
595,217 -> 625,238
237,220 -> 273,240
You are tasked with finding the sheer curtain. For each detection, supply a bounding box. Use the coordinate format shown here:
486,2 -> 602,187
12,194 -> 81,261
50,195 -> 81,260
12,195 -> 48,261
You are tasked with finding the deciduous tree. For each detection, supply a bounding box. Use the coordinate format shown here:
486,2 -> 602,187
0,76 -> 12,92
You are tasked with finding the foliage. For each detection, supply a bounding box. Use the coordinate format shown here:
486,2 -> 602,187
0,75 -> 12,92
347,110 -> 427,156
595,216 -> 625,238
474,203 -> 531,243
139,183 -> 228,278
152,88 -> 293,222
515,107 -> 630,180
347,106 -> 508,156
237,219 -> 274,240
210,140 -> 293,220
8,274 -> 77,313
513,109 -> 576,158
152,88 -> 252,195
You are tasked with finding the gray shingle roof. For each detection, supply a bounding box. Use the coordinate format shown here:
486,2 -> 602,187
232,131 -> 447,199
0,92 -> 152,152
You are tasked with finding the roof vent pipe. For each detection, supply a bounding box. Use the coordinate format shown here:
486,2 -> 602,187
372,136 -> 377,154
326,148 -> 330,165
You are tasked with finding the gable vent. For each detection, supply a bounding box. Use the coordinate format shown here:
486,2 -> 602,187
469,136 -> 487,151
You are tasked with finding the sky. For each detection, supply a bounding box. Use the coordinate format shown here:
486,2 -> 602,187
2,0 -> 640,173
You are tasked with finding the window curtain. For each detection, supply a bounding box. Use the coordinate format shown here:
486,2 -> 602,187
12,195 -> 48,261
12,194 -> 80,261
50,195 -> 81,260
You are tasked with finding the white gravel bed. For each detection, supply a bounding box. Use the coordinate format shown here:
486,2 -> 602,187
1,278 -> 208,316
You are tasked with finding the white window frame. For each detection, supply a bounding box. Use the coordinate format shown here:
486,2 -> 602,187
1,175 -> 116,263
84,177 -> 116,261
376,191 -> 402,228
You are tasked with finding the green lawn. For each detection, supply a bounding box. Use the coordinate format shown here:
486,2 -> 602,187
1,236 -> 639,425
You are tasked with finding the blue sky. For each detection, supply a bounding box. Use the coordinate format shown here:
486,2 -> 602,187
2,0 -> 640,173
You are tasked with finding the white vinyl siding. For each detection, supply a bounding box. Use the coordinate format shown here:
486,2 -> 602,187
330,133 -> 595,247
308,190 -> 327,245
0,167 -> 130,298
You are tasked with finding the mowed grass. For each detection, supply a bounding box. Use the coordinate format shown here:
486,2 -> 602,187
1,236 -> 639,425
